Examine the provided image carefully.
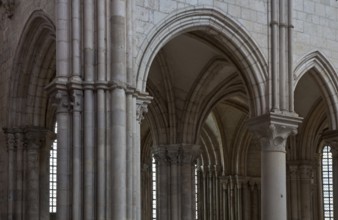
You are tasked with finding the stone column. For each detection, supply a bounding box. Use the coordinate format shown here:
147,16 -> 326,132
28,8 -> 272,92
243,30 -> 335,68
134,96 -> 151,220
153,144 -> 200,220
24,127 -> 55,220
299,164 -> 313,220
3,127 -> 55,220
248,113 -> 301,220
4,129 -> 15,220
288,164 -> 300,220
15,130 -> 24,220
242,180 -> 251,220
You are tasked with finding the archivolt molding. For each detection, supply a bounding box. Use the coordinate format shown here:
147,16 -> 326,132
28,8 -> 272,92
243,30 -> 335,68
297,99 -> 328,160
146,81 -> 171,145
7,10 -> 55,127
156,51 -> 177,143
136,7 -> 268,116
294,51 -> 338,130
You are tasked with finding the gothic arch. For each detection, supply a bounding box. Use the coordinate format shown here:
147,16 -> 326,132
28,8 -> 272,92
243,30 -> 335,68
7,10 -> 56,128
136,7 -> 268,117
294,51 -> 338,130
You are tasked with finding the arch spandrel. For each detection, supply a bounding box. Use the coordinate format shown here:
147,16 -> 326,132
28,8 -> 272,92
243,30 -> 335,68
136,7 -> 268,118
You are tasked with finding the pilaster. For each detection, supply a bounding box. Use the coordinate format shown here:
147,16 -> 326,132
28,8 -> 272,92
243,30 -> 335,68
248,113 -> 302,220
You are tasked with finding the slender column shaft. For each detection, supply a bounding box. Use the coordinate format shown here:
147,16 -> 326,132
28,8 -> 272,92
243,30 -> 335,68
110,0 -> 126,82
299,165 -> 312,220
56,92 -> 71,220
105,91 -> 112,220
243,181 -> 251,220
126,94 -> 133,220
72,91 -> 83,220
288,0 -> 294,111
15,131 -> 24,220
97,89 -> 106,220
83,0 -> 95,218
5,131 -> 15,220
97,0 -> 107,214
97,0 -> 107,210
71,0 -> 81,78
156,152 -> 169,220
279,0 -> 286,110
203,172 -> 207,220
40,133 -> 53,220
271,0 -> 279,110
26,144 -> 39,220
252,184 -> 258,220
56,0 -> 70,78
134,97 -> 141,220
111,88 -> 127,219
70,7 -> 83,220
262,150 -> 287,220
288,165 -> 300,220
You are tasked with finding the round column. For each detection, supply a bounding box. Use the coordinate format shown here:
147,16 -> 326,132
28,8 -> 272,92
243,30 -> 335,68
248,113 -> 301,220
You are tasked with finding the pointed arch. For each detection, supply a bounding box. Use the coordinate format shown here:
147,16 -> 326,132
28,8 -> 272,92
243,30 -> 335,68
294,51 -> 338,130
7,10 -> 56,128
136,7 -> 268,117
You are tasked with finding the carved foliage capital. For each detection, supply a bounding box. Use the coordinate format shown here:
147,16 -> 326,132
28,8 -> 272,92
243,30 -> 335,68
153,144 -> 200,166
71,90 -> 83,112
136,95 -> 152,123
24,127 -> 55,152
54,90 -> 71,113
248,113 -> 302,152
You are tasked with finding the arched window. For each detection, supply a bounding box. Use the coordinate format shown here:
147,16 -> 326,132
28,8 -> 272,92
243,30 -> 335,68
49,123 -> 57,213
152,155 -> 157,220
322,145 -> 334,219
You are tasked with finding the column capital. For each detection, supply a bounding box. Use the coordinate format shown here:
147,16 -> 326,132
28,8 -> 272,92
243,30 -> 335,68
136,94 -> 152,123
24,126 -> 56,151
3,128 -> 16,151
71,89 -> 83,112
247,113 -> 302,152
153,144 -> 200,165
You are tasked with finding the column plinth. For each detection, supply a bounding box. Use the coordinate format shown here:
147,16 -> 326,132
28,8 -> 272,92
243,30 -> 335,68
248,113 -> 302,220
